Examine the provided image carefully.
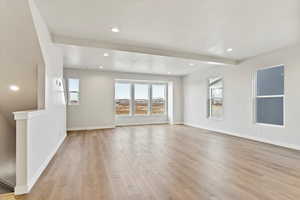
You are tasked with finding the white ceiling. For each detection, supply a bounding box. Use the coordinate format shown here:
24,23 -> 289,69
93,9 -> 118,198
36,0 -> 300,60
60,44 -> 214,76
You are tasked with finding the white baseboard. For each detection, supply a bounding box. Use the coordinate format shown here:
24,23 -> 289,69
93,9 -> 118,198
67,125 -> 115,131
15,134 -> 66,195
15,185 -> 29,195
184,123 -> 300,151
116,121 -> 169,126
171,122 -> 184,125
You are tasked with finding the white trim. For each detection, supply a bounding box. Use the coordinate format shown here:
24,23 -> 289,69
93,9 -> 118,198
254,65 -> 285,126
257,64 -> 285,71
116,79 -> 169,84
67,78 -> 80,105
116,121 -> 169,126
208,117 -> 223,121
14,135 -> 66,195
15,185 -> 29,195
14,110 -> 46,120
115,80 -> 168,117
256,95 -> 284,98
255,123 -> 285,128
184,123 -> 300,151
207,76 -> 224,119
171,122 -> 184,125
67,125 -> 116,131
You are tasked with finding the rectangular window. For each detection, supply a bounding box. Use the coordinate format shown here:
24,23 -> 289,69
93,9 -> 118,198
208,77 -> 223,119
134,83 -> 149,115
68,78 -> 80,105
255,65 -> 284,126
115,83 -> 131,115
114,81 -> 168,116
151,84 -> 167,114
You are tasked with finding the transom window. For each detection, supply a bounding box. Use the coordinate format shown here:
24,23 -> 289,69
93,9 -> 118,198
115,81 -> 167,116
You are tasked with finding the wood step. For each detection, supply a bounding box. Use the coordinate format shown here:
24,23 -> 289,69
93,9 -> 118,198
0,193 -> 15,200
0,193 -> 25,200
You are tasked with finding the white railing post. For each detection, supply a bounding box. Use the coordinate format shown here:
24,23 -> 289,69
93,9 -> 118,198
14,112 -> 30,195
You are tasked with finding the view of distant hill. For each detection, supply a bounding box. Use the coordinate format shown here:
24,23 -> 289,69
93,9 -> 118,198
115,98 -> 165,115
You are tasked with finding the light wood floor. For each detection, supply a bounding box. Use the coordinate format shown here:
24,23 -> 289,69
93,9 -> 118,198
22,125 -> 300,200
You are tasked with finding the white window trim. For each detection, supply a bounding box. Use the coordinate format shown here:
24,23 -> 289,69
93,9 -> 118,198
254,65 -> 285,127
114,82 -> 132,116
115,80 -> 168,117
150,83 -> 168,116
133,82 -> 150,116
67,78 -> 80,106
207,77 -> 224,120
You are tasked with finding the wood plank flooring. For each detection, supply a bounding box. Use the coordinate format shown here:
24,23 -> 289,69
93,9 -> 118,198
22,125 -> 300,200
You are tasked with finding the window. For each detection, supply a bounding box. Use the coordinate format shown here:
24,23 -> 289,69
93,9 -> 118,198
152,84 -> 167,114
255,65 -> 284,126
68,78 -> 80,105
134,84 -> 150,115
114,81 -> 168,116
208,77 -> 223,119
115,83 -> 131,115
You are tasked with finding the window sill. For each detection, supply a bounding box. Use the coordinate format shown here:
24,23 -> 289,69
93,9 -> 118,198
116,114 -> 167,118
255,123 -> 285,128
208,117 -> 223,121
68,103 -> 80,106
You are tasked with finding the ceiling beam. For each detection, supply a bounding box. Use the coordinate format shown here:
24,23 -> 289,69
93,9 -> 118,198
53,35 -> 238,66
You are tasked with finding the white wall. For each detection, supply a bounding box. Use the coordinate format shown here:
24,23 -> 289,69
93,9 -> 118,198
12,0 -> 66,195
183,44 -> 300,150
0,0 -> 45,189
0,0 -> 43,125
0,113 -> 15,186
64,69 -> 183,130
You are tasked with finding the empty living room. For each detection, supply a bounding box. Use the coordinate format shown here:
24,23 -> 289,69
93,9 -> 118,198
1,0 -> 300,199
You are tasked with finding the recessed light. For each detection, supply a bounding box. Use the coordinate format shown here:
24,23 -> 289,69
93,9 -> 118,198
111,27 -> 120,33
103,53 -> 109,57
9,85 -> 19,92
99,66 -> 104,69
167,72 -> 171,74
227,48 -> 233,52
189,63 -> 195,66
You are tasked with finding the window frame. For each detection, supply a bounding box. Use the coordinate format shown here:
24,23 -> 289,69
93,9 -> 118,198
114,80 -> 168,117
207,76 -> 224,120
150,83 -> 168,116
67,78 -> 80,106
254,65 -> 285,128
133,82 -> 151,116
114,82 -> 132,116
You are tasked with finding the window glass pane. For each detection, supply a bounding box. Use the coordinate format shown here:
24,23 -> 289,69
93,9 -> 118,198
68,79 -> 79,92
208,77 -> 223,119
152,84 -> 166,114
256,97 -> 284,126
134,84 -> 149,115
68,79 -> 80,105
115,83 -> 131,115
69,92 -> 79,104
257,66 -> 284,96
